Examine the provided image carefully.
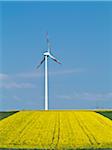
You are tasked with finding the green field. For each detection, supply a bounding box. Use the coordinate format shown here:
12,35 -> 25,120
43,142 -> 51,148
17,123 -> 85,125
0,111 -> 18,120
96,111 -> 112,120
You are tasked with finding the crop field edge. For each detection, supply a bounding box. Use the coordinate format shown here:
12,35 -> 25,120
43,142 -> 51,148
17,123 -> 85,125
0,111 -> 19,120
0,148 -> 112,150
96,111 -> 112,120
0,109 -> 112,120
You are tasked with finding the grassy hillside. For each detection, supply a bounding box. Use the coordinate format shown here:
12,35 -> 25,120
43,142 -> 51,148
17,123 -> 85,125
0,110 -> 112,149
0,111 -> 18,120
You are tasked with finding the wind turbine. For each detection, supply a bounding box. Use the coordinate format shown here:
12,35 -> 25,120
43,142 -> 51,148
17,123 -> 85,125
37,33 -> 61,110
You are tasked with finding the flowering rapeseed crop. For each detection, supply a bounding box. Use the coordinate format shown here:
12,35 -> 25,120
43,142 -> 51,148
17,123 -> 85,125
0,110 -> 112,149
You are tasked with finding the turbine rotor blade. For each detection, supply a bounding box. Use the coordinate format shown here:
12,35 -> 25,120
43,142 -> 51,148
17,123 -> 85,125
46,32 -> 51,52
36,57 -> 45,69
49,53 -> 61,64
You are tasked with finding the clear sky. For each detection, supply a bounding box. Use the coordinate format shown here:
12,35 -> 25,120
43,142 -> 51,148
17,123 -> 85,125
0,1 -> 112,110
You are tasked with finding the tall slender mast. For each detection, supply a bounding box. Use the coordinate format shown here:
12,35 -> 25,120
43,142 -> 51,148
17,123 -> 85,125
45,55 -> 48,110
36,34 -> 61,110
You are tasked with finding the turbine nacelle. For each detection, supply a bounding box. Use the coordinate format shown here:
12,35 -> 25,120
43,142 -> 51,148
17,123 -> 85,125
44,51 -> 50,56
37,51 -> 61,69
37,34 -> 61,69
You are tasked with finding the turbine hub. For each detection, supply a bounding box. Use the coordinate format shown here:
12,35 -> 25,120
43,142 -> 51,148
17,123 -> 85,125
44,51 -> 50,56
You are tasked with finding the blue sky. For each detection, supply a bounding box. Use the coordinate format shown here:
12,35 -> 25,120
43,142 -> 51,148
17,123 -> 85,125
0,1 -> 112,110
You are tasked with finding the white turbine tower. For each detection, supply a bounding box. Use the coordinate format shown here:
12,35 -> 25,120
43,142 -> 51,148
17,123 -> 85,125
37,33 -> 61,110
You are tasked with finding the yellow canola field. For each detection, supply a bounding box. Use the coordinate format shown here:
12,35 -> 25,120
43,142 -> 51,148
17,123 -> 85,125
0,110 -> 112,149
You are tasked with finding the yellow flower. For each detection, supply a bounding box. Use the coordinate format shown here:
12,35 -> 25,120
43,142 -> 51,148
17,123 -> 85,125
0,110 -> 112,149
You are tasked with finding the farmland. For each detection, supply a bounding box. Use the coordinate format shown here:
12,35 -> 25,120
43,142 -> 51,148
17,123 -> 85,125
0,111 -> 18,120
0,110 -> 112,149
97,111 -> 112,120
